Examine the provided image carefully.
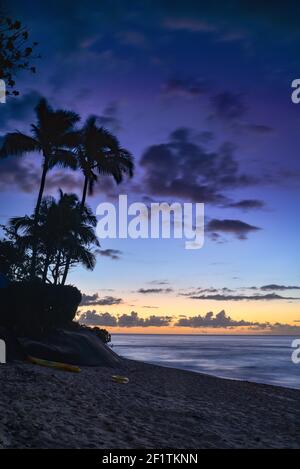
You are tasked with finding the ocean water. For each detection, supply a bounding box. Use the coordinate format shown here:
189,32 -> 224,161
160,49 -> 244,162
112,334 -> 300,390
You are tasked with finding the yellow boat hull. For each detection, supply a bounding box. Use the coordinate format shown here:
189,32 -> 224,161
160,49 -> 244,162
27,355 -> 81,373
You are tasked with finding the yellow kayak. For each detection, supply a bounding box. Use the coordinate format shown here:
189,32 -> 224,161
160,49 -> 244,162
112,375 -> 129,384
27,355 -> 81,373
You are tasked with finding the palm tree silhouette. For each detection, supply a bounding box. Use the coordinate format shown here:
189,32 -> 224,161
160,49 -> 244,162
0,98 -> 80,278
10,190 -> 98,285
61,116 -> 134,282
75,116 -> 134,208
56,190 -> 99,285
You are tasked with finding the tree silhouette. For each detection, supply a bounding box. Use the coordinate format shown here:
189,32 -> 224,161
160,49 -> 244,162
0,100 -> 134,284
8,190 -> 99,285
0,98 -> 80,278
0,15 -> 39,96
76,116 -> 134,208
61,116 -> 134,281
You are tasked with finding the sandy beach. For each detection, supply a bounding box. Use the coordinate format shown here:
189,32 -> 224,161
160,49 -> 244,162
0,359 -> 299,449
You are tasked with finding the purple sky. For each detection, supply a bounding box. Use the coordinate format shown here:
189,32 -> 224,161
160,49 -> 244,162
1,1 -> 300,332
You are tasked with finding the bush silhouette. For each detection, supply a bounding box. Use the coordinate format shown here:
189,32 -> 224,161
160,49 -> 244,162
0,282 -> 82,336
91,327 -> 111,344
68,322 -> 112,344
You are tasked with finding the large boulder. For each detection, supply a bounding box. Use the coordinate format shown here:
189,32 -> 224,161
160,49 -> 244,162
19,328 -> 120,367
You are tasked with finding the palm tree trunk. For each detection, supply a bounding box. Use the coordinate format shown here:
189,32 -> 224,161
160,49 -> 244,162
61,257 -> 71,285
62,176 -> 89,285
42,252 -> 50,283
80,176 -> 88,211
53,250 -> 62,285
30,159 -> 49,279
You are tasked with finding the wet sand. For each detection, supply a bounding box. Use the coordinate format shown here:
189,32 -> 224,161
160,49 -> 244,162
0,359 -> 299,448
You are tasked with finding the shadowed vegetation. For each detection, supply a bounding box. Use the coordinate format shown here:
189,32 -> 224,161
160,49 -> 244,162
0,14 -> 39,96
0,97 -> 134,284
0,97 -> 133,335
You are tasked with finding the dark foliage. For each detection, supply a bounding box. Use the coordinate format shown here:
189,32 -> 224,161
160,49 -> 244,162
0,96 -> 133,339
0,15 -> 39,96
70,322 -> 111,344
0,235 -> 32,281
0,282 -> 82,335
91,327 -> 111,344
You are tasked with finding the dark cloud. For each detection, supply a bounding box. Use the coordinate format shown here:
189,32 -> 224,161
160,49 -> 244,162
140,129 -> 257,205
169,127 -> 192,141
80,293 -> 123,306
187,293 -> 300,301
180,287 -> 219,296
225,199 -> 265,210
161,10 -> 253,44
199,288 -> 219,293
209,92 -> 272,134
163,17 -> 217,33
0,156 -> 116,196
118,311 -> 172,327
148,280 -> 170,285
244,124 -> 273,134
160,1 -> 300,41
176,310 -> 257,328
162,14 -> 248,44
14,1 -> 109,59
260,284 -> 300,291
78,310 -> 118,326
210,92 -> 247,122
78,310 -> 172,328
161,78 -> 208,98
175,310 -> 300,333
97,102 -> 122,133
0,150 -> 83,195
196,130 -> 215,144
20,0 -> 289,75
117,30 -> 147,48
0,157 -> 40,193
180,285 -> 300,299
207,218 -> 261,240
96,249 -> 123,260
142,315 -> 172,327
45,171 -> 83,193
0,91 -> 42,130
137,288 -> 173,294
77,308 -> 300,333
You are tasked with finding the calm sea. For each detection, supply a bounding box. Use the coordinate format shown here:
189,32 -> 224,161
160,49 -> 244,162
112,334 -> 300,390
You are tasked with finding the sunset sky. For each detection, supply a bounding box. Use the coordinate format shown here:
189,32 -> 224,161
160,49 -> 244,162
1,1 -> 300,333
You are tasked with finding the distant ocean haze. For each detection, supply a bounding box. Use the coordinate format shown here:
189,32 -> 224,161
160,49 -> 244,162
112,334 -> 300,390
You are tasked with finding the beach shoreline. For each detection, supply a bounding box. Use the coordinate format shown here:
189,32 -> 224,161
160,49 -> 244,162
0,359 -> 299,449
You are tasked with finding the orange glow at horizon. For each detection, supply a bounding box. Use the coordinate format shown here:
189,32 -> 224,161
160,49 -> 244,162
78,297 -> 300,334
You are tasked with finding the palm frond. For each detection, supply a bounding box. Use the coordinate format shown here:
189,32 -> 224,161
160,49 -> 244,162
54,110 -> 80,128
0,132 -> 40,158
35,98 -> 53,128
62,130 -> 81,148
9,215 -> 34,234
48,149 -> 77,170
74,246 -> 96,270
